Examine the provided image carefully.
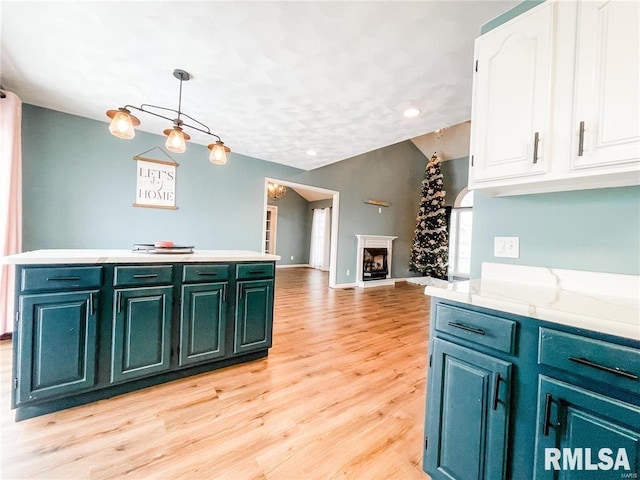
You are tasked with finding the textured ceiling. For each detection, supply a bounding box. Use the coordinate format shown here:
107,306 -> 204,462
0,1 -> 517,170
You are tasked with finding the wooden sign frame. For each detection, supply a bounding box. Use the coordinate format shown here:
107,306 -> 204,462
133,147 -> 179,210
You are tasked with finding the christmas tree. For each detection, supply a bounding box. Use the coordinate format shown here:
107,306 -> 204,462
410,152 -> 448,279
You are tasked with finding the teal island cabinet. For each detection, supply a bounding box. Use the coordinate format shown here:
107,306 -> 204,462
4,249 -> 279,420
422,263 -> 640,480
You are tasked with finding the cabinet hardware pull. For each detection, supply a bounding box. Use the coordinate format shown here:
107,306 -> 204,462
543,393 -> 553,436
116,291 -> 122,313
533,132 -> 540,164
238,284 -> 243,298
133,274 -> 158,279
47,276 -> 80,281
492,373 -> 502,410
222,284 -> 227,302
248,270 -> 264,274
578,121 -> 585,157
89,292 -> 95,316
447,321 -> 486,335
197,272 -> 218,276
568,356 -> 638,380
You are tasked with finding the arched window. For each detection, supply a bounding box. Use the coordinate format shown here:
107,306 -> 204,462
448,189 -> 474,279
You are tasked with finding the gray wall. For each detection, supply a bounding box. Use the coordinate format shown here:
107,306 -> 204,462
22,105 -> 304,251
441,156 -> 470,207
293,141 -> 429,284
21,105 -> 430,286
267,189 -> 310,265
471,187 -> 640,278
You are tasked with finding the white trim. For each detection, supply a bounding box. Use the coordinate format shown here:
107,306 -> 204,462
331,282 -> 357,289
276,264 -> 311,269
263,177 -> 340,288
355,234 -> 397,288
453,187 -> 474,208
264,205 -> 278,254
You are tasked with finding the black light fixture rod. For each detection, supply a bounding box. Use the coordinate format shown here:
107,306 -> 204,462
123,104 -> 221,141
176,74 -> 184,123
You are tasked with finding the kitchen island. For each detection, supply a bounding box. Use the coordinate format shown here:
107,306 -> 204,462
4,249 -> 279,420
421,263 -> 640,479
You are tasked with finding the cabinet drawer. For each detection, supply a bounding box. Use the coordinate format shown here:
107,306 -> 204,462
113,265 -> 173,286
21,266 -> 103,292
538,328 -> 640,395
435,304 -> 516,354
182,264 -> 229,283
236,263 -> 274,280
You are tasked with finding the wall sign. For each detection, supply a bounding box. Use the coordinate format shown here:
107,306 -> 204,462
133,148 -> 179,210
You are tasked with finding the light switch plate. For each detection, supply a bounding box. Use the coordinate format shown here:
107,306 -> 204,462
494,236 -> 520,258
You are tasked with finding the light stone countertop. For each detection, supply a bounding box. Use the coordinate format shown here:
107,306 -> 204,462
2,249 -> 280,264
424,263 -> 640,341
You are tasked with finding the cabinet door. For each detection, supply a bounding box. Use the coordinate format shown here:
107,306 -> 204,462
571,0 -> 640,171
424,338 -> 512,480
234,279 -> 273,354
17,291 -> 98,404
179,283 -> 227,366
534,376 -> 640,479
111,286 -> 173,382
469,1 -> 554,184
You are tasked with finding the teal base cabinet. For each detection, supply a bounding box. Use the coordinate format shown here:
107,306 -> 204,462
17,290 -> 98,404
111,286 -> 173,382
423,299 -> 640,480
234,279 -> 273,354
11,261 -> 275,420
425,338 -> 511,480
533,376 -> 640,479
179,282 -> 227,366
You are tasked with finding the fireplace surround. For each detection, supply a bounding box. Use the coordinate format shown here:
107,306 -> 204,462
355,234 -> 397,288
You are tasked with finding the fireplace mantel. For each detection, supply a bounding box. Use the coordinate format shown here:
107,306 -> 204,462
355,234 -> 397,288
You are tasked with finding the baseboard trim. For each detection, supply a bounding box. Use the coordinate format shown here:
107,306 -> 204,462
276,264 -> 311,269
331,282 -> 357,289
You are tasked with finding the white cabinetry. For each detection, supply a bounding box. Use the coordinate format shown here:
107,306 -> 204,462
469,0 -> 640,196
469,2 -> 554,184
570,0 -> 639,171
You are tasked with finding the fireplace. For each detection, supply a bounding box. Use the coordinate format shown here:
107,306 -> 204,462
355,235 -> 397,288
363,248 -> 388,280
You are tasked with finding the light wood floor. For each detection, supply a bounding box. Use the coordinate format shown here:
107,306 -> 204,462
0,268 -> 431,480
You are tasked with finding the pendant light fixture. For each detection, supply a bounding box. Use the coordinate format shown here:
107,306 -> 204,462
267,182 -> 287,200
106,69 -> 230,163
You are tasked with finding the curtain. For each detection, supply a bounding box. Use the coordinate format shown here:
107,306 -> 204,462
0,91 -> 23,336
309,208 -> 331,271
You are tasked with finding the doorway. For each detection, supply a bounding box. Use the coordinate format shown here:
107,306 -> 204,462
263,178 -> 340,288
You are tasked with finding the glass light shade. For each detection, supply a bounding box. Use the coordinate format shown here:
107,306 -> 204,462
108,111 -> 135,139
165,127 -> 187,153
209,142 -> 228,165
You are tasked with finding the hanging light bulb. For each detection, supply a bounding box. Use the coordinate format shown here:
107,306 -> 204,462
163,126 -> 189,154
106,108 -> 139,139
207,140 -> 230,165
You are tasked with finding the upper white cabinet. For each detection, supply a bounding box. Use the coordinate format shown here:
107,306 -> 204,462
469,2 -> 554,184
469,0 -> 640,196
571,0 -> 639,170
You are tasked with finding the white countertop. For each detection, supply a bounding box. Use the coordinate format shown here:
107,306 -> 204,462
424,263 -> 640,341
2,249 -> 281,264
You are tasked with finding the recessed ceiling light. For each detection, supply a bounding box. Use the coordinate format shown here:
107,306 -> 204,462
306,150 -> 317,156
403,108 -> 421,118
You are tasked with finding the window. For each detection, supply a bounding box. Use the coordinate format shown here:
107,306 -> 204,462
448,190 -> 474,280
